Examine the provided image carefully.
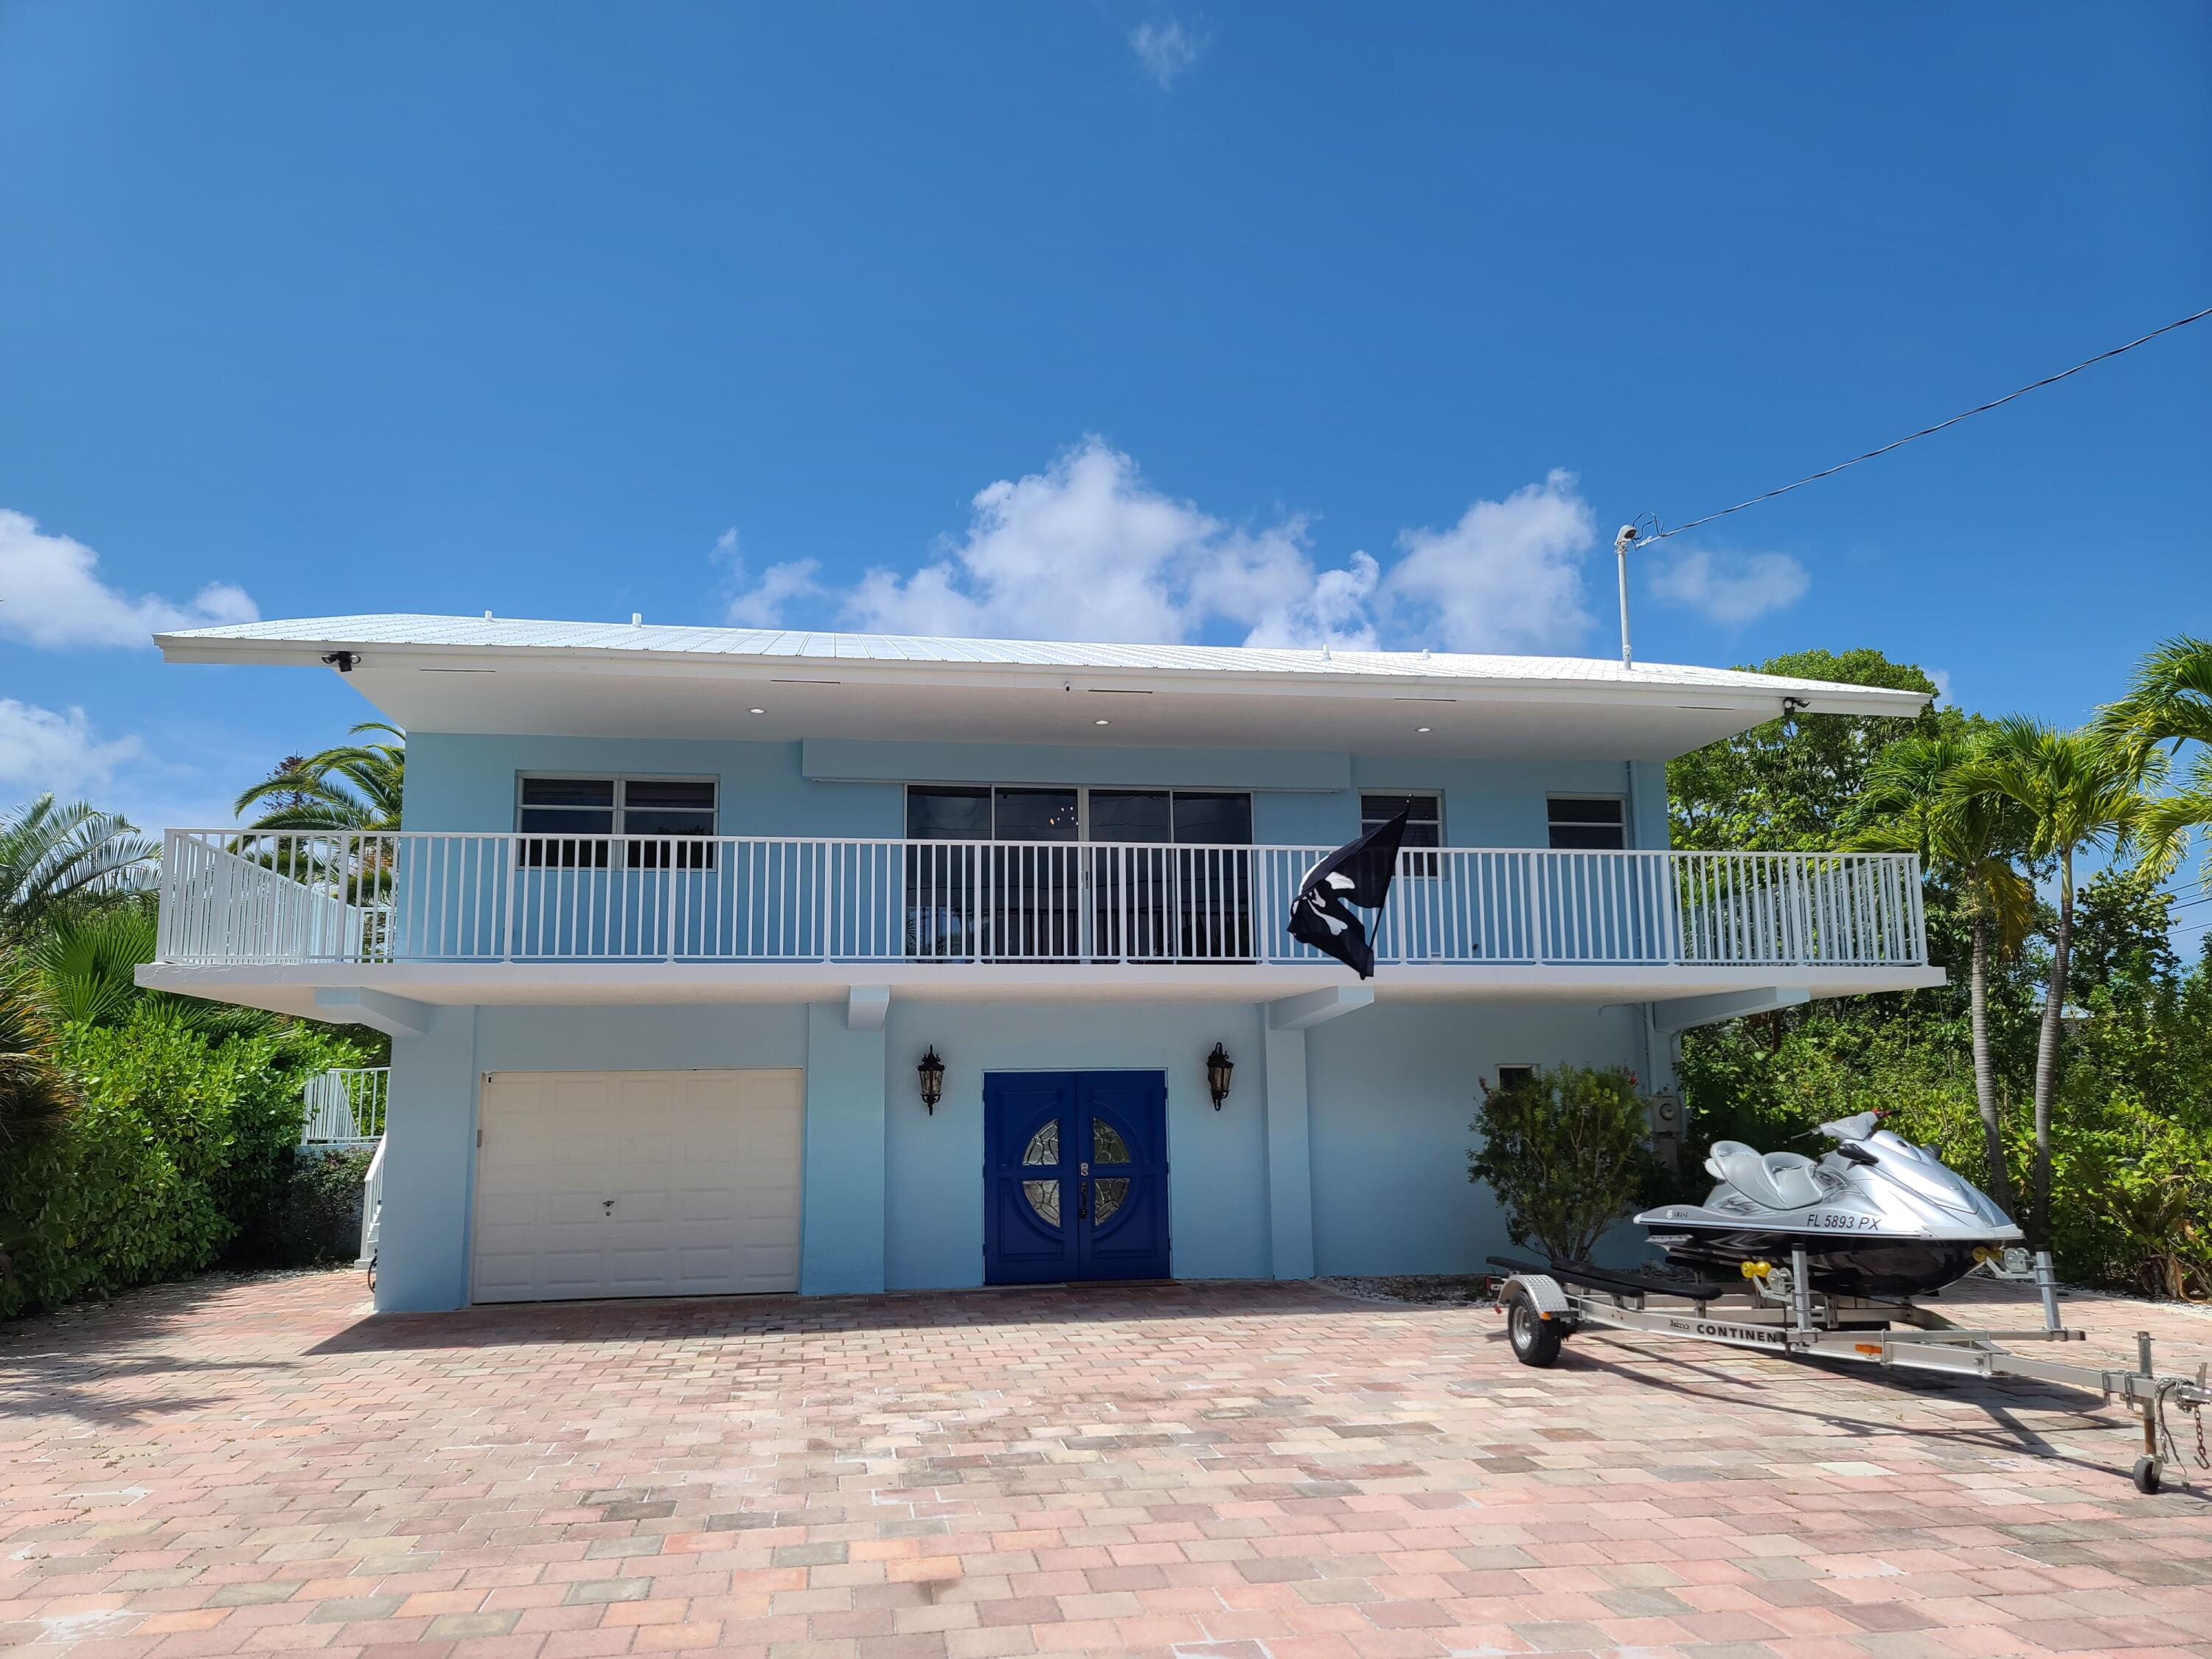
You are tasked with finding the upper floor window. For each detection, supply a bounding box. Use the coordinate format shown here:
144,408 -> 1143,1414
1547,796 -> 1626,851
1362,793 -> 1441,874
518,776 -> 717,867
903,785 -> 1251,845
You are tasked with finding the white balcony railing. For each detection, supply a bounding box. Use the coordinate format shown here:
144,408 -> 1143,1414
154,830 -> 1927,971
300,1066 -> 389,1146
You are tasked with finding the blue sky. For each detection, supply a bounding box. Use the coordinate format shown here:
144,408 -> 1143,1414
2,4 -> 2208,931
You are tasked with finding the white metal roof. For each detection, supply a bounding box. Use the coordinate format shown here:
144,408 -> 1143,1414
158,613 -> 1919,700
154,613 -> 1927,757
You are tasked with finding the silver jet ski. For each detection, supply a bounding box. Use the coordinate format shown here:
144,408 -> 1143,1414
1634,1110 -> 2025,1296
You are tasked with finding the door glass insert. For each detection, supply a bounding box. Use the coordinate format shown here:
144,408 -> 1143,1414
1023,1179 -> 1062,1226
1093,1178 -> 1129,1223
1022,1121 -> 1059,1165
1092,1119 -> 1130,1164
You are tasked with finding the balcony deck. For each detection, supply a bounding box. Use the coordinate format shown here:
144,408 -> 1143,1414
139,830 -> 1942,1018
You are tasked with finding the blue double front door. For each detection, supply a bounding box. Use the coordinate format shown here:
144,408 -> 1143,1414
984,1071 -> 1169,1284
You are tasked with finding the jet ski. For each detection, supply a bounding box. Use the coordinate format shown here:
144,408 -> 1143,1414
1634,1110 -> 2025,1297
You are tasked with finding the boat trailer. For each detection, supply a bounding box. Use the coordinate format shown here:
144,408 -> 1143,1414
1489,1249 -> 2211,1493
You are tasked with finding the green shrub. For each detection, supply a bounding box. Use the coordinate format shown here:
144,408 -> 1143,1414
0,1003 -> 369,1318
1469,1063 -> 1663,1262
271,1147 -> 374,1266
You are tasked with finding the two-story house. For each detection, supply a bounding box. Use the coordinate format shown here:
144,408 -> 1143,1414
139,614 -> 1938,1312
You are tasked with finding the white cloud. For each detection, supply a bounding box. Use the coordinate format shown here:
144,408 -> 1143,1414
844,437 -> 1374,650
1380,470 -> 1596,653
0,508 -> 259,648
1128,18 -> 1205,88
0,700 -> 145,803
703,443 -> 1619,658
1645,545 -> 1810,627
713,527 -> 825,630
1927,667 -> 1952,706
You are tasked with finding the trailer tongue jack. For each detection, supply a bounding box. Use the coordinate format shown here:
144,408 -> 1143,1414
1489,1250 -> 2211,1494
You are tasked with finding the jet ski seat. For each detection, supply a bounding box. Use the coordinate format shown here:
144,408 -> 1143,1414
1705,1141 -> 1827,1211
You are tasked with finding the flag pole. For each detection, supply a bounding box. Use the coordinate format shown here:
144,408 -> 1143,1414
1613,524 -> 1637,669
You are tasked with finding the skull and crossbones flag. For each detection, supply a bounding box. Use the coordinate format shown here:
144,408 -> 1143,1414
1287,799 -> 1411,979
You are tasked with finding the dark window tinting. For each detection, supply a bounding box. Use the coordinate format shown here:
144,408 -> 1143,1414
1363,793 -> 1441,874
519,776 -> 616,837
1547,796 -> 1627,850
993,788 -> 1080,841
1089,790 -> 1172,844
1495,1064 -> 1539,1091
906,786 -> 992,841
1360,793 -> 1441,849
622,779 -> 716,868
1172,792 -> 1253,846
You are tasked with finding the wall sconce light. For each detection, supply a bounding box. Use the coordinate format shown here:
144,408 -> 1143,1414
917,1046 -> 945,1115
1780,695 -> 1808,735
1205,1043 -> 1234,1110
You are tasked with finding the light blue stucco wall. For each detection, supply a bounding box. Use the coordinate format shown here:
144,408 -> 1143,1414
372,994 -> 1651,1310
880,999 -> 1271,1290
1304,999 -> 1650,1276
403,733 -> 1672,852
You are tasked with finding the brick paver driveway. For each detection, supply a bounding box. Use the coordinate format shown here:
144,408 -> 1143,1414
4,1273 -> 2209,1659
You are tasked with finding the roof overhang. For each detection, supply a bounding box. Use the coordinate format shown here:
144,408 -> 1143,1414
156,615 -> 1930,761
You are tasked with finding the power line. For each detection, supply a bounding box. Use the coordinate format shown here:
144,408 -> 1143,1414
1638,303 -> 2212,543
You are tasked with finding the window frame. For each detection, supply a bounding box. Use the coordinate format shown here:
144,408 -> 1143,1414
1545,793 -> 1629,852
515,773 -> 720,868
1494,1063 -> 1540,1093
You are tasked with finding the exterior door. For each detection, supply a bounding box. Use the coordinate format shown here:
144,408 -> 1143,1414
983,1071 -> 1169,1284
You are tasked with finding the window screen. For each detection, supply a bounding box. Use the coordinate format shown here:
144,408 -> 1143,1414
1546,797 -> 1627,850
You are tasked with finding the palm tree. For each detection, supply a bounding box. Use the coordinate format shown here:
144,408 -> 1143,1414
1848,734 -> 2034,1211
234,722 -> 405,831
0,967 -> 71,1165
0,796 -> 159,942
1953,719 -> 2167,1246
2098,634 -> 2212,877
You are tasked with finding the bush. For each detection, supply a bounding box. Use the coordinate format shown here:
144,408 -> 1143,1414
1469,1064 -> 1663,1262
0,1003 -> 369,1318
271,1146 -> 373,1265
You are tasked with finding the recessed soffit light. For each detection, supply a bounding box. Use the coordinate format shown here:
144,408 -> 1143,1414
1095,718 -> 1110,726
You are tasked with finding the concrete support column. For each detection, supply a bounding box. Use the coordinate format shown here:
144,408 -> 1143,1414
377,1003 -> 478,1313
1260,1023 -> 1316,1280
800,1002 -> 888,1294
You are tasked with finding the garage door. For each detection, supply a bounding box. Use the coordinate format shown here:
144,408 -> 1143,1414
471,1069 -> 803,1303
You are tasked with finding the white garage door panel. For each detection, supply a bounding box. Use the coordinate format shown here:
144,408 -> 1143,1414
472,1068 -> 804,1303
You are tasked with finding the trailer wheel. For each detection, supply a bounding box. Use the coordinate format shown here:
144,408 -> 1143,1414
2132,1455 -> 2162,1495
1506,1287 -> 1565,1368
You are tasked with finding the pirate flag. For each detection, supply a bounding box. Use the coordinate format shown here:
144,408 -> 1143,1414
1287,799 -> 1411,978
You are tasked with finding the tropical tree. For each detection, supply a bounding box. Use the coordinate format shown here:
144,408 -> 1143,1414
2098,634 -> 2212,878
1847,734 -> 2034,1211
1952,719 -> 2166,1245
0,796 -> 159,941
0,968 -> 71,1166
234,722 -> 405,831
